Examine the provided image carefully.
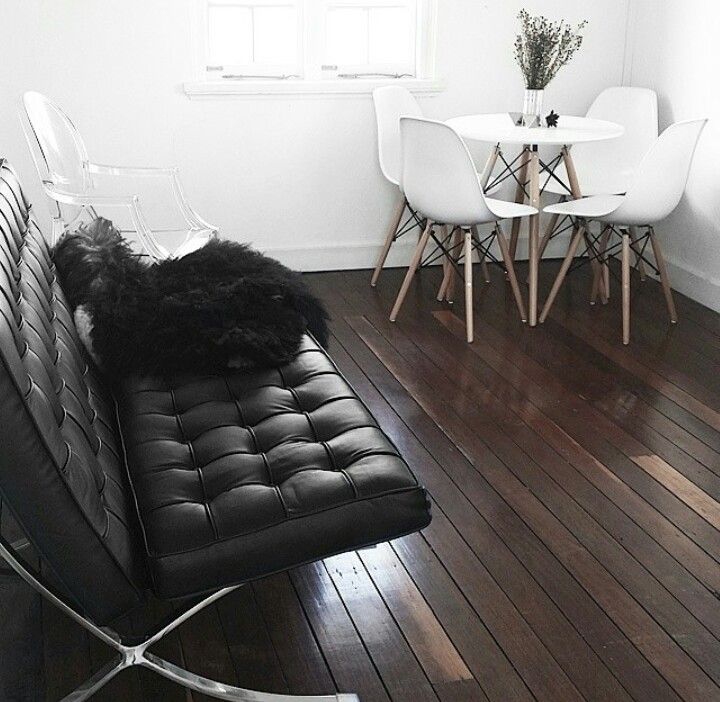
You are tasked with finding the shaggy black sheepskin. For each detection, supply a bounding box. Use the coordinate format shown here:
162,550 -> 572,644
52,218 -> 329,378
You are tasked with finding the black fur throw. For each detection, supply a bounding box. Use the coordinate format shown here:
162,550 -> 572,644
52,218 -> 330,378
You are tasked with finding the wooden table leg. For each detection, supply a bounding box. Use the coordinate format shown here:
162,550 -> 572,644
481,145 -> 501,191
528,148 -> 541,327
562,146 -> 607,301
509,147 -> 530,262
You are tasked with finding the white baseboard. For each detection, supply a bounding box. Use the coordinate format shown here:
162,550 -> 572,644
264,235 -> 720,315
263,231 -> 574,273
662,256 -> 720,313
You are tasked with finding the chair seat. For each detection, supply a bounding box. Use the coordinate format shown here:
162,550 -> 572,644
543,194 -> 625,220
485,197 -> 538,220
543,168 -> 634,198
173,229 -> 215,258
117,336 -> 431,599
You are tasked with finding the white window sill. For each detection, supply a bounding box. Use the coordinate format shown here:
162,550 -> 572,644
183,78 -> 445,99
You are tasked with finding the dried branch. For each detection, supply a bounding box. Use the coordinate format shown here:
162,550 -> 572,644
514,10 -> 587,90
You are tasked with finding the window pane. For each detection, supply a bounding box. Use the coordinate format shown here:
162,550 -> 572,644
326,8 -> 368,65
369,6 -> 413,65
208,5 -> 253,65
254,6 -> 298,64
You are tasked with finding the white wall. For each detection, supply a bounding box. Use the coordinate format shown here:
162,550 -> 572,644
0,0 -> 629,269
625,0 -> 720,311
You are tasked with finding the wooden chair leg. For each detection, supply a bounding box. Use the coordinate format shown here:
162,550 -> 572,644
539,225 -> 586,323
537,199 -> 566,260
437,226 -> 451,299
584,228 -> 608,306
622,231 -> 631,345
390,221 -> 434,322
437,227 -> 453,301
464,230 -> 474,343
496,222 -> 527,322
446,229 -> 463,303
371,195 -> 407,287
481,259 -> 491,283
471,226 -> 491,283
629,226 -> 647,282
649,228 -> 678,323
591,226 -> 612,305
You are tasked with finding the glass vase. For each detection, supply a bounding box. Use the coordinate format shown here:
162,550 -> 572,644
522,89 -> 544,127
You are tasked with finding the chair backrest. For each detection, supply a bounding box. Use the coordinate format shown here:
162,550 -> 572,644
570,87 -> 658,194
373,86 -> 423,187
612,119 -> 707,225
0,159 -> 146,625
400,117 -> 495,226
22,91 -> 91,194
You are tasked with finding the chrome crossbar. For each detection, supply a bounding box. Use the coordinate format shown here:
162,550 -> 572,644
0,538 -> 360,702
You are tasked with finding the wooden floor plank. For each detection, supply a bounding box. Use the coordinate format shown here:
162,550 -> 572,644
324,551 -> 440,702
424,305 -> 720,594
433,678 -> 489,702
375,309 -> 720,683
325,333 -> 596,702
387,305 -> 720,645
415,276 -> 720,566
321,326 -> 638,702
252,573 -> 337,696
8,265 -> 719,702
174,601 -> 240,702
357,542 -> 472,685
347,312 -> 720,702
216,584 -> 290,695
290,561 -> 391,702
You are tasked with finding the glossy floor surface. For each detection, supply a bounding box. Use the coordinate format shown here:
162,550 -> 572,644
2,261 -> 720,702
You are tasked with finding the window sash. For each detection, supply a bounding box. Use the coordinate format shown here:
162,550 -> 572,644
202,0 -> 433,81
318,1 -> 417,79
206,0 -> 303,78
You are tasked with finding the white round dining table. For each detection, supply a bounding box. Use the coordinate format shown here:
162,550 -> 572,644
445,113 -> 624,326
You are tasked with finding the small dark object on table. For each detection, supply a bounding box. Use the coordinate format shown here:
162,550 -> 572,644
546,110 -> 560,128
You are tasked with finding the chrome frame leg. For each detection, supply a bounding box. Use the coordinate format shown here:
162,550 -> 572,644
0,538 -> 359,702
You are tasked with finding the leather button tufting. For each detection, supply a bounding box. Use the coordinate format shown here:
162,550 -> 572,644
116,335 -> 431,599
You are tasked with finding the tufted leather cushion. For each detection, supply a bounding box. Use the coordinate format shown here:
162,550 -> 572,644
0,160 -> 146,624
117,336 -> 430,598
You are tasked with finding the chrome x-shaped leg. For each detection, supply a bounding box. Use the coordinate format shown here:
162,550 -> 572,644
0,538 -> 359,702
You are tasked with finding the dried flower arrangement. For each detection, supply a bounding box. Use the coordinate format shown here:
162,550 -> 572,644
514,10 -> 587,90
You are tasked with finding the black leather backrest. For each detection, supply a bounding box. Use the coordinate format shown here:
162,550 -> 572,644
0,159 -> 146,624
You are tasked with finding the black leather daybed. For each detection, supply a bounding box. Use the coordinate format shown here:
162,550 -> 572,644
0,159 -> 431,701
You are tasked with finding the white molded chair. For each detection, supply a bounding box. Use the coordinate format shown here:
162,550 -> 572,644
21,91 -> 216,260
371,86 -> 425,286
541,87 -> 659,263
390,117 -> 536,342
540,119 -> 707,344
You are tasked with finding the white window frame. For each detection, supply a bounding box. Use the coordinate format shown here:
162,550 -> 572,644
186,0 -> 442,97
205,0 -> 304,79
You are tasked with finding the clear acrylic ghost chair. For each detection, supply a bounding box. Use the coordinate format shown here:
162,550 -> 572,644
540,119 -> 707,344
540,87 -> 659,266
390,117 -> 535,342
21,91 -> 217,260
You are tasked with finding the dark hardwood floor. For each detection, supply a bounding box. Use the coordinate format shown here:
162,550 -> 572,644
2,260 -> 720,702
